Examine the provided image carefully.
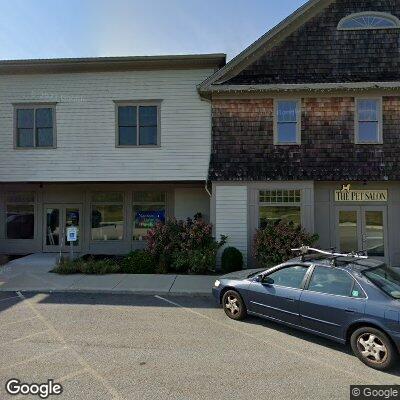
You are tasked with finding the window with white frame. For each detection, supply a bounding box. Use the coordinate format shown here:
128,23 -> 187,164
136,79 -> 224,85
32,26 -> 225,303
259,190 -> 301,229
133,192 -> 166,240
356,99 -> 382,144
116,102 -> 160,146
91,192 -> 124,241
15,105 -> 56,148
338,12 -> 400,30
6,192 -> 35,239
275,100 -> 301,144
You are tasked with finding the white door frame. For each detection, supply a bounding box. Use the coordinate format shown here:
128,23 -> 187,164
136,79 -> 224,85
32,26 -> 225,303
43,204 -> 83,252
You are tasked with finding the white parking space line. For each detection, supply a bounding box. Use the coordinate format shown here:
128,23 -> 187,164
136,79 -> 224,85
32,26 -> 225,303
0,316 -> 39,328
0,329 -> 51,347
16,291 -> 122,400
12,368 -> 90,400
0,347 -> 68,372
0,295 -> 20,303
155,295 -> 387,383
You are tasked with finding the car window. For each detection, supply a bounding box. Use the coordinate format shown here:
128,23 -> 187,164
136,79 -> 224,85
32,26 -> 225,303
308,266 -> 355,297
364,266 -> 400,299
351,282 -> 365,299
264,266 -> 308,289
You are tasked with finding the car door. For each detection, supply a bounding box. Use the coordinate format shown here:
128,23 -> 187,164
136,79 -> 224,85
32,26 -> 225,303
248,264 -> 310,326
299,266 -> 366,340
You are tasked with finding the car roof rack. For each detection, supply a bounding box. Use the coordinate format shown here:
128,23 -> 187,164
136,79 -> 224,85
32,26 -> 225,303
291,246 -> 368,266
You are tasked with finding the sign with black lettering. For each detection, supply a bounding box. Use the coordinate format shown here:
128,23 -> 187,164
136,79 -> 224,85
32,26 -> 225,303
335,189 -> 388,202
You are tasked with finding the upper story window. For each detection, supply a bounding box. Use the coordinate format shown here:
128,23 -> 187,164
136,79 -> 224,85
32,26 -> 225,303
14,104 -> 56,149
274,100 -> 301,145
116,101 -> 160,147
338,12 -> 400,30
355,98 -> 382,144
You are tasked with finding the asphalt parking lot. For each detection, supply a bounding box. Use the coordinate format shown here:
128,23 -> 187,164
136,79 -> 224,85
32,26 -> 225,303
0,291 -> 400,400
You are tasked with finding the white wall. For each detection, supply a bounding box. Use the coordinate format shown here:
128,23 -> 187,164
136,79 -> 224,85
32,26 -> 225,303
0,68 -> 214,182
215,185 -> 248,264
174,187 -> 210,222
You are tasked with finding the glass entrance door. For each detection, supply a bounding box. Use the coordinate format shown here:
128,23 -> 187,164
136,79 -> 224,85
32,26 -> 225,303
43,204 -> 82,252
336,206 -> 387,260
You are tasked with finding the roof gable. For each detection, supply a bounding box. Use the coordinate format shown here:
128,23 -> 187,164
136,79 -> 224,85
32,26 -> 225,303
199,0 -> 332,91
200,0 -> 400,92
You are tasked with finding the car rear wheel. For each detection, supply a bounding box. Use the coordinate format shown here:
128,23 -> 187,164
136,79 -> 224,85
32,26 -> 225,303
350,327 -> 398,371
222,290 -> 247,321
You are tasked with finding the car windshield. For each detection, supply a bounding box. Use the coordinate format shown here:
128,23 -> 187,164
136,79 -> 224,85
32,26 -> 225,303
364,266 -> 400,299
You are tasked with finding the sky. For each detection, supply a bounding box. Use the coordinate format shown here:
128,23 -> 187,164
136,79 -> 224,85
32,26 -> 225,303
0,0 -> 307,61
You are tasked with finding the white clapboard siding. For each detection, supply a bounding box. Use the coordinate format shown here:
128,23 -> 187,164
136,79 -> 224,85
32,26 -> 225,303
215,186 -> 248,264
0,69 -> 213,182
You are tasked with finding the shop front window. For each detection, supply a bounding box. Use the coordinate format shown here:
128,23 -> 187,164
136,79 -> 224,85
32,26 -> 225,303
6,192 -> 35,239
91,192 -> 124,241
259,190 -> 301,229
133,192 -> 166,240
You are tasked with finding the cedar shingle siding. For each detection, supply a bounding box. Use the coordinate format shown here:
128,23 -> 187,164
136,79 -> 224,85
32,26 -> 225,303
210,0 -> 400,182
210,97 -> 400,181
227,0 -> 400,85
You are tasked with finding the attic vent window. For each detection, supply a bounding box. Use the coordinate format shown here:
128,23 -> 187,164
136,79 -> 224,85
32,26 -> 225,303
338,12 -> 400,30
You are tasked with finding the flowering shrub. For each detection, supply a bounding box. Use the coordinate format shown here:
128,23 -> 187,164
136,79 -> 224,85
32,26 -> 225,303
146,217 -> 226,274
253,221 -> 319,267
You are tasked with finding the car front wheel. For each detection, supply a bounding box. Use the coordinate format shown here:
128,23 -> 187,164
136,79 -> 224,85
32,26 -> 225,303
350,327 -> 398,371
222,290 -> 247,321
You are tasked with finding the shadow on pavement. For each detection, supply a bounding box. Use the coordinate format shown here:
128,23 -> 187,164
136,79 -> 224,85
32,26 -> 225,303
0,291 -> 24,314
240,315 -> 400,378
26,291 -> 218,309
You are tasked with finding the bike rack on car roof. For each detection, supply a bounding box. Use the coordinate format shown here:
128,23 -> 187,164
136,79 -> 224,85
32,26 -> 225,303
291,246 -> 368,266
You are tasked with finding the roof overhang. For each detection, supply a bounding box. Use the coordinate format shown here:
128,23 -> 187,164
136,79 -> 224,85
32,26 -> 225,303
205,82 -> 400,96
0,54 -> 226,75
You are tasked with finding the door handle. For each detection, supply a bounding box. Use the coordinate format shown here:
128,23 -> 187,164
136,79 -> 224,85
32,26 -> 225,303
345,309 -> 356,313
284,298 -> 295,302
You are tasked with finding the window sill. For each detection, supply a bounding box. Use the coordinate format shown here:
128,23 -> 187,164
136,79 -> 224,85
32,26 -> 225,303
274,142 -> 301,146
354,142 -> 383,145
115,145 -> 161,149
14,146 -> 57,150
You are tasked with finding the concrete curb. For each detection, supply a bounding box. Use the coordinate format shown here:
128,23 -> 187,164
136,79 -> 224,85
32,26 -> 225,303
8,288 -> 215,297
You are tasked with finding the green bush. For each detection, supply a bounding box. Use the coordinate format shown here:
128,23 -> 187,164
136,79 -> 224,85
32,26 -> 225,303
253,221 -> 319,267
147,217 -> 226,274
120,250 -> 156,274
221,247 -> 244,273
51,256 -> 119,275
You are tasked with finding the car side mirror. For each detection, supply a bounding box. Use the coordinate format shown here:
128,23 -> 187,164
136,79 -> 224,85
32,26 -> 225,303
262,277 -> 274,285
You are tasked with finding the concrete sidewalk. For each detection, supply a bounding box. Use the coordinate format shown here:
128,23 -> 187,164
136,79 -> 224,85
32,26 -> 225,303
0,253 -> 218,295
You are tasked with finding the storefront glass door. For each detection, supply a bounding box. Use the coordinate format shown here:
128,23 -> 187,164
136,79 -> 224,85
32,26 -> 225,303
43,204 -> 82,252
336,206 -> 387,261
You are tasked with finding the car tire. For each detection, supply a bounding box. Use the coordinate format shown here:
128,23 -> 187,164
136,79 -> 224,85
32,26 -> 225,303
222,290 -> 247,321
350,327 -> 398,371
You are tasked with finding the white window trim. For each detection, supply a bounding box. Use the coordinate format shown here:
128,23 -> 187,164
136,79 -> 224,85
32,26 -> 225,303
338,12 -> 400,31
273,99 -> 301,145
13,103 -> 57,149
90,191 -> 125,242
132,191 -> 167,241
114,100 -> 162,148
258,189 -> 302,229
354,97 -> 383,145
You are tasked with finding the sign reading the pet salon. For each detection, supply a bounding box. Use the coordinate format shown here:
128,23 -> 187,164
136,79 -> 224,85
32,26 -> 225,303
335,185 -> 388,202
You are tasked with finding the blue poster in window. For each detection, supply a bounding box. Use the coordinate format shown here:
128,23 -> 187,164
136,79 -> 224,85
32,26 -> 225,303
135,211 -> 165,229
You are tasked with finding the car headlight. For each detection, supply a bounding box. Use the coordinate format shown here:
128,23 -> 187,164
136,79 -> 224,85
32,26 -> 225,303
214,280 -> 221,288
